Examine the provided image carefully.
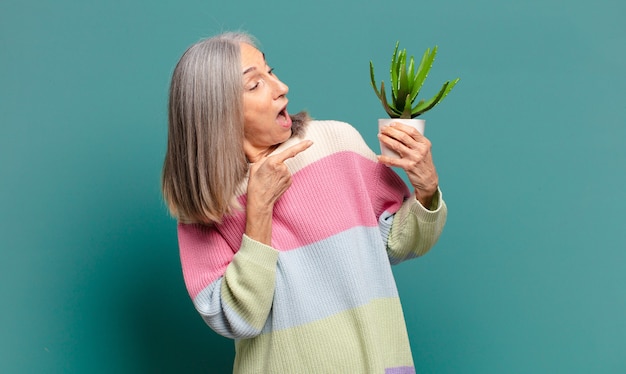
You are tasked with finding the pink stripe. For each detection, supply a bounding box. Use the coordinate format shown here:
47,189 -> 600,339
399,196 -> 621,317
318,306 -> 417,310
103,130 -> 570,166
178,223 -> 236,298
268,151 -> 407,250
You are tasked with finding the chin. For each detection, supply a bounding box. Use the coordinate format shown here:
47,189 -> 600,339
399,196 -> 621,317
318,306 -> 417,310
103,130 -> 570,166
279,129 -> 292,143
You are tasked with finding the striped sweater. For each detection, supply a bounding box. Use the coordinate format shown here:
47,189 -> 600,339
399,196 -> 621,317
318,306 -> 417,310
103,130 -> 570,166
177,120 -> 447,373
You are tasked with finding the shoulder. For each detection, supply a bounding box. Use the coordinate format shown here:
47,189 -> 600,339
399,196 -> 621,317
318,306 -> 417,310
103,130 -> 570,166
303,120 -> 375,159
279,119 -> 377,173
306,120 -> 361,138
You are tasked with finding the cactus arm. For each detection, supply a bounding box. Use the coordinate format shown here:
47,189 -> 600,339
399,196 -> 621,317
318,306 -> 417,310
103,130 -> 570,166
414,46 -> 432,76
410,46 -> 437,104
379,81 -> 402,118
371,60 -> 403,118
410,84 -> 447,118
396,50 -> 410,112
411,81 -> 452,117
400,93 -> 413,119
412,82 -> 449,116
411,78 -> 459,117
407,55 -> 415,85
390,42 -> 400,103
369,61 -> 382,98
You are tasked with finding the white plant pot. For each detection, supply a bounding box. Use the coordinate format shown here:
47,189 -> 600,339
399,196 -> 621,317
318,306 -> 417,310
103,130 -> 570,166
378,118 -> 425,158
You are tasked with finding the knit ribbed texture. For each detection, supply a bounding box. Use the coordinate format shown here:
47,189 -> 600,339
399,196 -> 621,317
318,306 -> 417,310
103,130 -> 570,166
177,120 -> 447,373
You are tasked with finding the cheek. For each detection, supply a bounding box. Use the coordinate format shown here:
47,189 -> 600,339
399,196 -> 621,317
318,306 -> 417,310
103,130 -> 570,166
243,104 -> 265,135
242,96 -> 253,116
243,96 -> 266,119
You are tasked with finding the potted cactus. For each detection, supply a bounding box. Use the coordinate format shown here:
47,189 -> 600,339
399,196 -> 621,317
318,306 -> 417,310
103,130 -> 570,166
370,41 -> 459,157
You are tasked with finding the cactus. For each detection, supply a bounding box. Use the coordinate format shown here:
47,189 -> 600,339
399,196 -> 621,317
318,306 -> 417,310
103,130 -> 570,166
370,42 -> 460,119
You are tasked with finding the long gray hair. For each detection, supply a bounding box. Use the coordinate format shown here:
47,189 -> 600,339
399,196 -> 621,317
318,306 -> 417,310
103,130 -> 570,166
162,32 -> 308,224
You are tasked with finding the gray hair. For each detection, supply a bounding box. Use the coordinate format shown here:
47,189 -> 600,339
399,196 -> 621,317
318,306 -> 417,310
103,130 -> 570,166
162,32 -> 309,224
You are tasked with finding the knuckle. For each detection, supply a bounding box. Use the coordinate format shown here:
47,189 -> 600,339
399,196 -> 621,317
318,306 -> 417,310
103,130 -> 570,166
407,127 -> 419,137
419,146 -> 429,158
268,160 -> 283,170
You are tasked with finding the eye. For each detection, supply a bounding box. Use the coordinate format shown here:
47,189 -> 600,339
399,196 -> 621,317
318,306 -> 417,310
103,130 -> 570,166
247,68 -> 275,91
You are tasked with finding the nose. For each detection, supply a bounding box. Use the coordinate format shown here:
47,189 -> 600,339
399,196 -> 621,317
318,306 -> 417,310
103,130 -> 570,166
272,75 -> 289,99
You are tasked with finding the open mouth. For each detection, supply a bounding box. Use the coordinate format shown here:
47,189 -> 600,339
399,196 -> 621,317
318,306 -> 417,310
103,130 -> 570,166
277,105 -> 292,128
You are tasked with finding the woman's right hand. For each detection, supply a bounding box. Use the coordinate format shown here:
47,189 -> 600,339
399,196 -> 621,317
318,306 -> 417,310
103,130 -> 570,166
245,140 -> 313,244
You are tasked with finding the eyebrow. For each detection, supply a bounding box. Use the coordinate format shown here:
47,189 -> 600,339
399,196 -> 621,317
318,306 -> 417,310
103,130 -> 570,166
242,52 -> 266,75
243,66 -> 256,75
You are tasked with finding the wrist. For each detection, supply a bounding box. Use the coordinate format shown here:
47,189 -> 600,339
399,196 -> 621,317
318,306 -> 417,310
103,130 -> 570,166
245,199 -> 274,245
414,186 -> 438,209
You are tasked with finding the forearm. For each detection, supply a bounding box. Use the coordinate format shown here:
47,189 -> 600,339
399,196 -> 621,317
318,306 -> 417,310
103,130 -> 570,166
193,234 -> 279,339
245,198 -> 274,246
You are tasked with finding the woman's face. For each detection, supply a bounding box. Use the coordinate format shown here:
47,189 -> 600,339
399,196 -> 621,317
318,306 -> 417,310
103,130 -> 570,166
240,42 -> 291,163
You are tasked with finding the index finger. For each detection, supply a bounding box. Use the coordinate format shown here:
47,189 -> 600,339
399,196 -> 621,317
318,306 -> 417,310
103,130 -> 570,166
383,122 -> 425,140
272,140 -> 314,163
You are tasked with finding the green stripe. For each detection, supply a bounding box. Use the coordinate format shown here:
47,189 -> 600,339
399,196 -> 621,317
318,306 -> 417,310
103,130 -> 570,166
234,298 -> 414,373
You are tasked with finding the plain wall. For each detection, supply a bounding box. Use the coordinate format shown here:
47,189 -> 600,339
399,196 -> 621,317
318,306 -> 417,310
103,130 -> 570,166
1,0 -> 625,372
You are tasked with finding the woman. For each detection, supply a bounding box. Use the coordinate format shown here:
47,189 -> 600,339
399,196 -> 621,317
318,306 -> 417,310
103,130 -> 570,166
162,32 -> 447,373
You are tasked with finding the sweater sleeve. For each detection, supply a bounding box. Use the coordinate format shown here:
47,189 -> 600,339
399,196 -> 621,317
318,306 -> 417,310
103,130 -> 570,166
385,188 -> 447,264
178,224 -> 279,339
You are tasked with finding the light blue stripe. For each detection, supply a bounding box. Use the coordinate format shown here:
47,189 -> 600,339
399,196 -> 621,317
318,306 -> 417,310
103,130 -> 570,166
193,212 -> 399,338
263,224 -> 399,332
194,279 -> 261,339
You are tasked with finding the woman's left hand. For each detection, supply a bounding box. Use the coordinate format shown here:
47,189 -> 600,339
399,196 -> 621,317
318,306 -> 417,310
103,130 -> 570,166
377,122 -> 439,208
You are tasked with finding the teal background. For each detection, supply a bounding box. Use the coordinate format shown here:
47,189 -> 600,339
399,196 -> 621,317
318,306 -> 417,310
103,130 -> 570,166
1,0 -> 624,372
